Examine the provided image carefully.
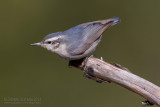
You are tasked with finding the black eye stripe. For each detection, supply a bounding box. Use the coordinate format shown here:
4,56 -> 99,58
46,38 -> 60,44
46,41 -> 52,44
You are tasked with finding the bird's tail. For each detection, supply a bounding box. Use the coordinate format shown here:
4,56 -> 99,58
111,17 -> 121,26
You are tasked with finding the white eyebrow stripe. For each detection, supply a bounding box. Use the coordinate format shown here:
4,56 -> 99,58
47,35 -> 63,41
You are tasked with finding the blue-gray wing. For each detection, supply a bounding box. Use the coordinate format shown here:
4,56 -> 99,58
65,17 -> 120,55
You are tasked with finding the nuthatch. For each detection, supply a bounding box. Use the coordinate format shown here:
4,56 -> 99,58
31,17 -> 120,60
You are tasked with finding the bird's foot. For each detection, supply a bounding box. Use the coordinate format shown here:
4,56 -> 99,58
82,56 -> 110,83
82,55 -> 94,72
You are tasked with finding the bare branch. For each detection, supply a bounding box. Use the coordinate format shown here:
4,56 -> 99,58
70,57 -> 160,106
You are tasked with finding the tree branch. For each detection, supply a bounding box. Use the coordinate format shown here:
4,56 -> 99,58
69,57 -> 160,106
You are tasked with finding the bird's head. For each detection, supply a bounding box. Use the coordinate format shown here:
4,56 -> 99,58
31,32 -> 64,53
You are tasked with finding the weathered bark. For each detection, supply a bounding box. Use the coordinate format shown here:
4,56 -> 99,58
70,57 -> 160,106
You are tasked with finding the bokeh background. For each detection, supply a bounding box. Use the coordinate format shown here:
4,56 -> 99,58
0,0 -> 160,107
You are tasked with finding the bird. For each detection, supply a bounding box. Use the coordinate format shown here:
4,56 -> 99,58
31,17 -> 120,60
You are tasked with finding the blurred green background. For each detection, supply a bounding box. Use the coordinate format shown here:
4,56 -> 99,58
0,0 -> 160,107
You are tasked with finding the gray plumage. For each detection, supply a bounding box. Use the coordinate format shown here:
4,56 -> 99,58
31,17 -> 120,60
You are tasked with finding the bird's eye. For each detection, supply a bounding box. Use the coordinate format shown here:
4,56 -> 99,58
46,41 -> 52,44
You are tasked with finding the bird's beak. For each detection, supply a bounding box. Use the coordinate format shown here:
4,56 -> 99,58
30,42 -> 41,46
